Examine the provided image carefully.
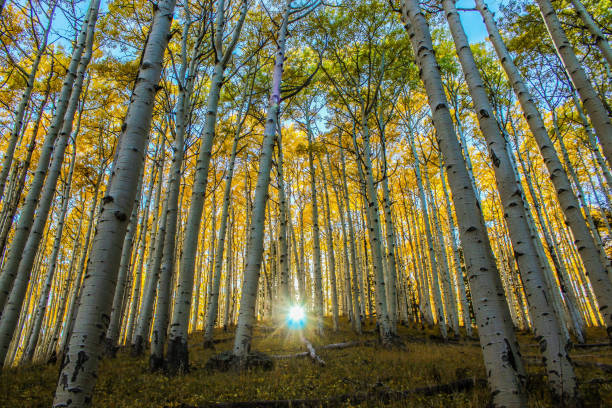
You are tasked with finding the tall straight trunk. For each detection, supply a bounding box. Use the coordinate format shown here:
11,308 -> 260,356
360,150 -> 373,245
277,130 -> 291,311
534,0 -> 612,166
568,0 -> 612,66
58,172 -> 102,355
223,211 -> 234,329
168,0 -> 248,370
352,122 -> 392,342
476,0 -> 612,339
298,208 -> 307,303
444,0 -> 577,399
131,141 -> 166,355
0,63 -> 54,257
232,0 -> 290,358
22,127 -> 78,363
0,2 -> 56,202
408,132 -> 447,338
104,167 -> 145,356
124,147 -> 161,345
0,43 -> 96,366
150,126 -> 185,371
568,87 -> 612,191
306,127 -> 324,333
320,157 -> 339,331
203,117 -> 242,347
0,0 -> 100,313
424,168 -> 459,336
440,161 -> 472,336
327,152 -> 356,329
149,7 -> 199,371
380,179 -> 398,332
53,0 -> 176,403
400,1 -> 527,405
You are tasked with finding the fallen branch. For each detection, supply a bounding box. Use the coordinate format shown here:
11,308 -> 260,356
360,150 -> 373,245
174,377 -> 487,408
271,340 -> 372,360
300,333 -> 325,366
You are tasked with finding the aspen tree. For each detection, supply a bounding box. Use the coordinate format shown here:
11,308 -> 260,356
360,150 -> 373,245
319,157 -> 339,331
534,0 -> 612,167
0,0 -> 100,312
168,0 -> 249,370
400,1 -> 527,405
22,128 -> 78,363
443,0 -> 577,398
132,139 -> 167,356
475,0 -> 612,338
0,21 -> 97,365
567,0 -> 612,69
0,1 -> 55,202
407,131 -> 447,338
306,124 -> 325,334
203,89 -> 250,347
232,0 -> 293,359
53,0 -> 177,403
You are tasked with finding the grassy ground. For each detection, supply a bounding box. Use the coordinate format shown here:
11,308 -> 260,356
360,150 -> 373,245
1,319 -> 610,407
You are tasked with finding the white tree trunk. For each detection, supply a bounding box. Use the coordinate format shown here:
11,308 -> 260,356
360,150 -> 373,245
443,0 -> 578,399
0,0 -> 100,313
535,0 -> 612,167
203,122 -> 241,346
307,127 -> 325,334
568,0 -> 612,66
400,1 -> 527,405
167,0 -> 248,370
0,2 -> 55,203
53,0 -> 176,403
475,0 -> 612,339
0,9 -> 98,365
232,0 -> 290,358
22,124 -> 78,363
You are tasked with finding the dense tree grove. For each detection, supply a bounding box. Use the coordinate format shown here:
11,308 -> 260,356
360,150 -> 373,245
0,0 -> 610,406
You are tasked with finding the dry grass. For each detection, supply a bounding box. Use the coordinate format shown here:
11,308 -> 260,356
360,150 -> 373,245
1,319 -> 610,407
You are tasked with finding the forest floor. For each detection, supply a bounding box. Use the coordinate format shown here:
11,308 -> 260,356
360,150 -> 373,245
1,318 -> 611,407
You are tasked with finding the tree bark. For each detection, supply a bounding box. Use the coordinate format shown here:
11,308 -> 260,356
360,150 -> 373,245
52,0 -> 176,403
400,1 -> 527,405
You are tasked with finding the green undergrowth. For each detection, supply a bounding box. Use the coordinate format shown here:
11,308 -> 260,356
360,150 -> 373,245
1,320 -> 610,407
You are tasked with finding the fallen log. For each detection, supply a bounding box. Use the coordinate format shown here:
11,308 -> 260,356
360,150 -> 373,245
300,333 -> 325,366
172,377 -> 487,408
271,340 -> 372,360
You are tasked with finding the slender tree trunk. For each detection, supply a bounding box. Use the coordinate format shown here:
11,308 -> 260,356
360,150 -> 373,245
53,0 -> 176,403
476,0 -> 612,339
22,128 -> 78,363
306,126 -> 325,334
568,0 -> 612,66
535,0 -> 612,166
104,168 -> 145,357
320,157 -> 339,331
0,37 -> 96,365
150,121 -> 185,372
167,0 -> 248,371
408,132 -> 447,338
203,118 -> 241,347
443,0 -> 577,398
0,2 -> 56,203
0,0 -> 100,313
400,1 -> 527,405
132,140 -> 167,356
232,0 -> 290,359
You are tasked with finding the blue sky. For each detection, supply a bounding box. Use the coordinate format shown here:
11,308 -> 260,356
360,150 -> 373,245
457,0 -> 502,44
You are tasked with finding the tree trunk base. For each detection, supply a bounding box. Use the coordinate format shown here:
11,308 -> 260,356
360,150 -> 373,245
131,336 -> 145,357
166,337 -> 189,375
205,350 -> 273,372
